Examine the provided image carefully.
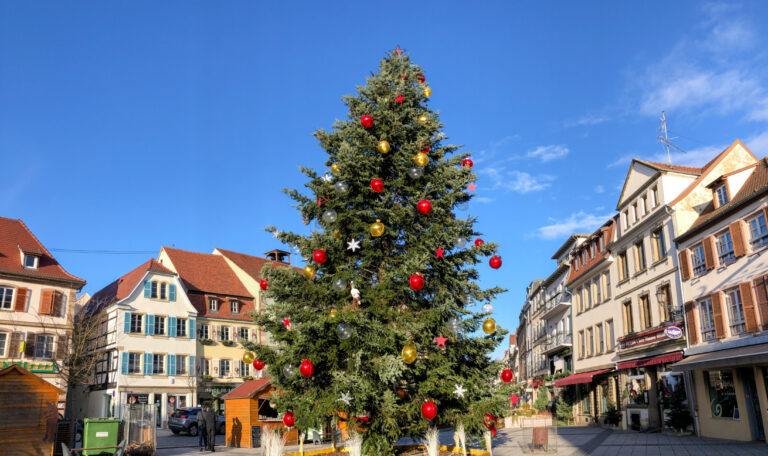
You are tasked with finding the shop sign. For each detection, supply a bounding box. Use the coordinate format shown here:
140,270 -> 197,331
128,394 -> 149,404
664,326 -> 683,339
1,361 -> 57,373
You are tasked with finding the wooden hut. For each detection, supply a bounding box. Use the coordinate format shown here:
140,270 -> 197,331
0,364 -> 64,456
222,378 -> 298,448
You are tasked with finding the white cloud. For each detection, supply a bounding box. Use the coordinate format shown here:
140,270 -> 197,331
535,211 -> 615,240
594,185 -> 604,193
473,196 -> 495,204
480,167 -> 554,194
745,130 -> 768,157
526,144 -> 569,162
565,115 -> 610,128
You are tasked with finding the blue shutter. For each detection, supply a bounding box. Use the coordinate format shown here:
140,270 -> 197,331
189,319 -> 195,339
124,313 -> 131,334
189,356 -> 196,376
146,315 -> 155,335
143,353 -> 152,375
168,354 -> 176,376
169,317 -> 177,337
169,284 -> 177,302
121,352 -> 129,374
143,280 -> 151,298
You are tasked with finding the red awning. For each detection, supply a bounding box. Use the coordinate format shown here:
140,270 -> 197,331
554,368 -> 613,386
616,351 -> 683,370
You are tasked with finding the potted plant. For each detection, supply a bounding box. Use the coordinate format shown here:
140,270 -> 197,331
222,340 -> 236,347
200,338 -> 214,345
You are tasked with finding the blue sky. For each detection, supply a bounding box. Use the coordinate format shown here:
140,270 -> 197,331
3,2 -> 768,358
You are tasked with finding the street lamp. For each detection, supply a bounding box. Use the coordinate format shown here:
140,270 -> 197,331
655,287 -> 667,307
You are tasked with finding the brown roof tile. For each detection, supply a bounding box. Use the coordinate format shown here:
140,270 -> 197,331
162,247 -> 252,298
88,259 -> 175,313
641,161 -> 702,175
221,378 -> 272,399
215,248 -> 300,281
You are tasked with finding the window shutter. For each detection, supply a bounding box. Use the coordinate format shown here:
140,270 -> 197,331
145,315 -> 154,335
13,287 -> 27,312
740,282 -> 759,333
190,356 -> 196,376
9,332 -> 21,357
25,333 -> 36,358
169,284 -> 177,302
168,354 -> 176,376
55,333 -> 68,360
679,250 -> 691,281
703,237 -> 716,270
169,317 -> 177,337
143,280 -> 151,298
753,276 -> 768,330
711,292 -> 726,339
189,319 -> 195,339
52,291 -> 64,317
731,221 -> 746,257
121,352 -> 129,374
214,359 -> 221,377
124,313 -> 131,334
39,289 -> 54,315
684,301 -> 698,344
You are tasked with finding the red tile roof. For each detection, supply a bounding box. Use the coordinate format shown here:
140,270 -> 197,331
0,217 -> 85,286
221,378 -> 272,400
215,248 -> 301,280
162,247 -> 252,298
88,259 -> 175,312
640,161 -> 702,175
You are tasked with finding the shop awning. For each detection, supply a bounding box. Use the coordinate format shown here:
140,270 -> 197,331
616,351 -> 683,370
554,368 -> 613,386
670,344 -> 768,371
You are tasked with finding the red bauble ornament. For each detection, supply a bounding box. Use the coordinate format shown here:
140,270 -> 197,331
474,238 -> 484,247
253,359 -> 265,371
462,158 -> 474,168
409,274 -> 425,291
490,425 -> 497,437
417,74 -> 426,83
490,256 -> 502,269
417,200 -> 433,215
500,368 -> 513,383
300,359 -> 315,378
313,249 -> 327,264
421,401 -> 437,420
360,115 -> 374,128
283,411 -> 295,428
259,280 -> 268,291
483,413 -> 495,428
370,179 -> 384,193
421,145 -> 431,154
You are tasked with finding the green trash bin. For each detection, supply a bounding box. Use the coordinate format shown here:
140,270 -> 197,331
82,418 -> 121,455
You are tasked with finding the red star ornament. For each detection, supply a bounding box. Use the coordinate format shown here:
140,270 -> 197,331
434,336 -> 447,348
468,183 -> 477,192
510,393 -> 520,406
436,247 -> 445,259
394,93 -> 404,103
283,318 -> 291,329
393,45 -> 404,55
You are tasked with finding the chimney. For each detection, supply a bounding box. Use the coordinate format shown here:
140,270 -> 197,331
509,334 -> 516,346
265,249 -> 290,264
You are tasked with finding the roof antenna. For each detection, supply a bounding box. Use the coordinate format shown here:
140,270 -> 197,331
657,111 -> 685,164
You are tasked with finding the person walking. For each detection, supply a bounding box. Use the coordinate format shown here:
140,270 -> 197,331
203,405 -> 217,452
197,407 -> 208,451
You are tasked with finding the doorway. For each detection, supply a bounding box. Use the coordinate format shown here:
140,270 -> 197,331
739,368 -> 765,441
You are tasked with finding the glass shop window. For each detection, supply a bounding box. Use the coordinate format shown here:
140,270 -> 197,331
705,370 -> 737,419
626,368 -> 649,406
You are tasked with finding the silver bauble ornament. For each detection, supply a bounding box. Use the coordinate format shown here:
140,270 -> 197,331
449,318 -> 461,333
454,237 -> 468,249
407,167 -> 423,179
333,278 -> 346,292
334,182 -> 348,194
283,364 -> 295,378
482,303 -> 494,314
336,323 -> 352,340
322,209 -> 338,224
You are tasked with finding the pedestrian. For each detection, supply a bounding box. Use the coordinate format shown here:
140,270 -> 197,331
197,406 -> 208,451
203,405 -> 217,452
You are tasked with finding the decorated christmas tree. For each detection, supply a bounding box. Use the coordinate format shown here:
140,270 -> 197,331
247,48 -> 507,455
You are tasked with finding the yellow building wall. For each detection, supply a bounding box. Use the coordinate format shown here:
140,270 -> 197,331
213,253 -> 265,344
693,369 -> 752,441
197,317 -> 261,382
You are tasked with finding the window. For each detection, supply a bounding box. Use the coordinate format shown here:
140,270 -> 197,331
590,243 -> 596,259
658,285 -> 672,322
692,244 -> 706,275
199,324 -> 209,340
585,286 -> 592,310
706,370 -> 737,418
160,283 -> 167,300
128,353 -> 142,374
155,316 -> 165,335
130,314 -> 143,333
595,279 -> 602,304
230,300 -> 239,315
23,255 -> 38,269
0,287 -> 14,310
631,203 -> 638,224
618,252 -> 629,281
652,227 -> 667,261
176,355 -> 187,375
604,272 -> 611,299
715,185 -> 729,207
651,186 -> 659,208
239,360 -> 250,377
201,358 -> 210,376
239,327 -> 249,341
574,256 -> 579,271
220,326 -> 230,341
33,334 -> 54,359
209,298 -> 218,312
153,354 -> 165,374
581,385 -> 591,414
606,320 -> 615,351
219,359 -> 231,377
579,331 -> 585,359
176,319 -> 187,337
749,213 -> 768,248
716,230 -> 735,266
150,281 -> 158,299
724,288 -> 745,335
699,297 -> 716,341
574,289 -> 582,313
623,301 -> 634,333
0,332 -> 6,357
621,211 -> 628,230
587,327 -> 593,356
596,323 -> 604,354
599,234 -> 605,252
640,295 -> 652,329
634,240 -> 647,272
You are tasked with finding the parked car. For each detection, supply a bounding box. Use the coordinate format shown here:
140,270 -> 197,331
168,408 -> 225,436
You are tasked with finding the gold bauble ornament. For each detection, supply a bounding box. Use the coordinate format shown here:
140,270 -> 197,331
377,140 -> 391,154
482,317 -> 496,335
417,114 -> 429,124
329,308 -> 339,322
303,265 -> 316,279
370,219 -> 385,237
423,87 -> 432,98
396,389 -> 407,399
333,229 -> 343,240
401,343 -> 417,364
331,163 -> 340,174
413,153 -> 429,167
242,351 -> 255,364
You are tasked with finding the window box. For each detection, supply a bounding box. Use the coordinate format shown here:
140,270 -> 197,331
201,375 -> 213,381
200,338 -> 215,345
241,375 -> 254,380
222,340 -> 236,347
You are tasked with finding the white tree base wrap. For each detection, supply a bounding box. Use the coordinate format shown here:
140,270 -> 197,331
425,426 -> 439,456
456,422 -> 467,456
348,432 -> 363,456
484,430 -> 493,456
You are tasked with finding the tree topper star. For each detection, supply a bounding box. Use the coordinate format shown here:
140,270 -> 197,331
468,183 -> 477,192
435,336 -> 447,348
453,384 -> 466,399
346,238 -> 361,252
393,45 -> 404,55
339,392 -> 352,406
436,247 -> 445,259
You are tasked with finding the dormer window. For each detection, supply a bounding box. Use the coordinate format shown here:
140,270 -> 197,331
23,254 -> 38,270
715,185 -> 729,207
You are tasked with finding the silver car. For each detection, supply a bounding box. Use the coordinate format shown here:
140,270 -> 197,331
168,408 -> 224,436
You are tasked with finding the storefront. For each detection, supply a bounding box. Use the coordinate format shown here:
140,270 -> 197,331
555,368 -> 617,425
120,389 -> 195,428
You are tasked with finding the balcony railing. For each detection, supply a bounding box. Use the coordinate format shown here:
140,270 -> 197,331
618,321 -> 684,352
544,333 -> 572,354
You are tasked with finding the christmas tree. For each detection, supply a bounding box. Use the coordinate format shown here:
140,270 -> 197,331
248,48 -> 507,455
